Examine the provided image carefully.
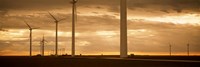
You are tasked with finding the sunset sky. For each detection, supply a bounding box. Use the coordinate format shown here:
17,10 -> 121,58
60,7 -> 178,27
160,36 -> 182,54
0,0 -> 200,56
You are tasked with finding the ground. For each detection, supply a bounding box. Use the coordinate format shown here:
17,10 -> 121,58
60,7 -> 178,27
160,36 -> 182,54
0,55 -> 200,67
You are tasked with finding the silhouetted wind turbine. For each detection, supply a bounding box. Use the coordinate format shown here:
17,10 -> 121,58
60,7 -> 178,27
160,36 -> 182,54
40,35 -> 47,56
0,28 -> 4,31
48,12 -> 65,56
71,0 -> 78,57
120,0 -> 128,58
0,27 -> 6,31
0,22 -> 7,31
24,21 -> 39,57
187,43 -> 190,56
0,22 -> 3,31
169,43 -> 172,56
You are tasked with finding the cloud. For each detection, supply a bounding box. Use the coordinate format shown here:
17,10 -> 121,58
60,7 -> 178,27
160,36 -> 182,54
1,0 -> 199,13
128,0 -> 200,13
127,19 -> 200,53
0,0 -> 200,55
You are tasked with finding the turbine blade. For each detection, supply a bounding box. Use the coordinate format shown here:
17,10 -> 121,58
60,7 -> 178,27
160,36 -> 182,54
42,34 -> 48,42
24,21 -> 31,29
42,34 -> 45,41
32,27 -> 39,29
48,12 -> 58,22
0,28 -> 7,32
58,18 -> 66,22
44,40 -> 48,43
75,5 -> 77,23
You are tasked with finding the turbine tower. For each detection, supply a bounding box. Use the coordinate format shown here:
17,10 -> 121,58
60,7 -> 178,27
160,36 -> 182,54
40,35 -> 47,56
48,12 -> 65,56
120,0 -> 128,58
169,43 -> 172,56
24,21 -> 38,57
187,43 -> 190,56
71,0 -> 78,57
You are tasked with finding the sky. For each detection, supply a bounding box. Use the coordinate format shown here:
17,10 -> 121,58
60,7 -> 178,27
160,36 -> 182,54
0,0 -> 200,56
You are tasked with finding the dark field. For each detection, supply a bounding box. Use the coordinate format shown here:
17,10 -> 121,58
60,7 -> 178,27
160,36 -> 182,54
0,56 -> 200,67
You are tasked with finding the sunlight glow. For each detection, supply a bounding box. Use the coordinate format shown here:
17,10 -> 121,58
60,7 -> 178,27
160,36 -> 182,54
96,31 -> 117,36
130,14 -> 200,25
128,29 -> 156,38
147,14 -> 200,25
77,41 -> 91,46
0,29 -> 27,41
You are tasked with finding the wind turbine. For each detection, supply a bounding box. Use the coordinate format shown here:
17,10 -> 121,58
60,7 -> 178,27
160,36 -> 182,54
40,35 -> 47,56
48,12 -> 65,56
187,43 -> 190,56
24,21 -> 38,57
120,0 -> 128,58
169,43 -> 172,56
0,22 -> 7,31
0,26 -> 6,31
71,0 -> 78,57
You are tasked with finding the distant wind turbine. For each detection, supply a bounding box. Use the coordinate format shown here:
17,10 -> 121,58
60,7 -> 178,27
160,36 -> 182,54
0,22 -> 7,31
0,27 -> 6,31
40,35 -> 47,56
48,12 -> 66,56
187,43 -> 190,56
71,0 -> 78,57
169,43 -> 172,56
24,21 -> 39,57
